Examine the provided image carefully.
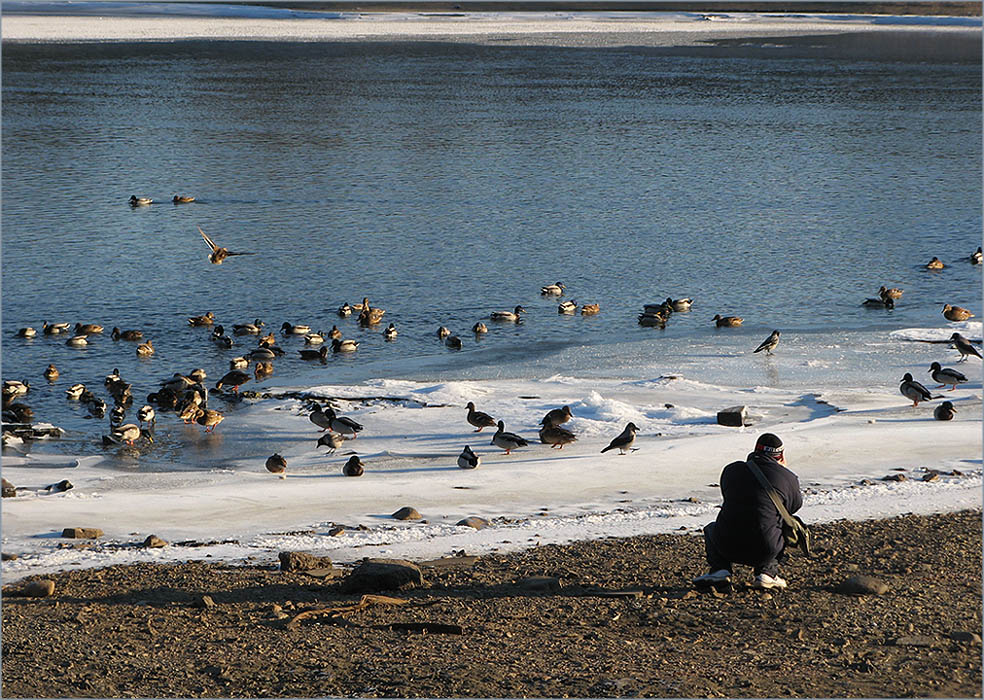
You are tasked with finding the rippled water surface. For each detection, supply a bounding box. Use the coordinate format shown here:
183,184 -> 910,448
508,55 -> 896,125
2,38 -> 981,463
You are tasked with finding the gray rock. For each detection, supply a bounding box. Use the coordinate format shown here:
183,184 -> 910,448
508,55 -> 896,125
836,575 -> 889,595
341,558 -> 426,593
279,551 -> 333,572
950,631 -> 982,644
143,535 -> 167,548
455,516 -> 489,530
716,405 -> 747,427
2,478 -> 16,498
881,473 -> 907,482
2,552 -> 18,561
61,527 -> 103,539
892,635 -> 937,647
18,579 -> 55,597
391,506 -> 421,521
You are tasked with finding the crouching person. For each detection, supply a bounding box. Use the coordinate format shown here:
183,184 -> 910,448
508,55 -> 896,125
695,433 -> 803,590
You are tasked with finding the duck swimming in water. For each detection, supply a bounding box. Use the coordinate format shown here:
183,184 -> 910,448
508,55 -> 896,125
490,306 -> 526,322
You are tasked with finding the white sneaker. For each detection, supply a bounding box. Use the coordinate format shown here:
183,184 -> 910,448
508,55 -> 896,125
753,573 -> 788,590
694,569 -> 732,585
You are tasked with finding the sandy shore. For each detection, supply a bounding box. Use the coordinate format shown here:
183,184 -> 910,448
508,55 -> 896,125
2,509 -> 980,697
2,10 -> 980,50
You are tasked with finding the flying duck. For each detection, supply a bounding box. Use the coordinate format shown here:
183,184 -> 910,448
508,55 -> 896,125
457,445 -> 480,469
934,401 -> 957,421
491,420 -> 528,455
539,425 -> 577,449
265,453 -> 287,479
342,455 -> 365,477
558,300 -> 578,315
44,364 -> 59,381
926,257 -> 944,270
331,338 -> 359,353
540,282 -> 565,296
580,303 -> 600,316
466,401 -> 497,432
199,226 -> 255,265
899,373 -> 939,407
214,369 -> 251,393
949,332 -> 982,362
929,362 -> 967,391
383,323 -> 398,340
540,405 -> 573,429
601,422 -> 639,455
490,306 -> 526,322
753,330 -> 781,355
712,314 -> 743,327
942,304 -> 974,322
188,311 -> 215,327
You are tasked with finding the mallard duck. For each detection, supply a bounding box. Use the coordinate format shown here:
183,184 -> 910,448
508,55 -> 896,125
3,403 -> 34,423
580,303 -> 600,316
110,405 -> 127,428
299,346 -> 330,361
934,401 -> 958,421
249,347 -> 278,361
281,322 -> 311,335
196,408 -> 225,433
199,226 -> 254,265
900,372 -> 938,407
75,323 -> 104,335
265,453 -> 287,479
160,374 -> 194,394
950,332 -> 983,362
317,431 -> 344,453
466,401 -> 497,432
643,302 -> 673,315
540,282 -> 565,296
108,423 -> 152,445
472,322 -> 488,334
457,445 -> 480,469
328,325 -> 343,340
178,402 -> 204,424
324,406 -> 363,438
257,333 -> 276,348
108,381 -> 132,405
667,297 -> 693,312
304,330 -> 325,345
437,326 -> 451,340
332,338 -> 359,353
342,455 -> 365,477
129,195 -> 153,206
942,304 -> 974,322
972,247 -> 982,265
3,380 -> 29,398
600,422 -> 639,455
929,362 -> 967,391
87,398 -> 107,418
383,323 -> 398,340
712,314 -> 743,327
211,327 -> 233,349
65,335 -> 88,347
445,335 -> 462,349
111,327 -> 143,341
42,321 -> 70,335
214,369 -> 251,393
233,320 -> 264,335
188,311 -> 215,327
172,195 -> 195,204
491,420 -> 528,455
490,306 -> 526,322
44,364 -> 59,381
540,405 -> 572,428
862,297 -> 894,309
558,300 -> 577,315
229,356 -> 249,370
65,383 -> 85,400
638,314 -> 666,328
753,330 -> 781,355
138,405 -> 156,426
15,327 -> 36,338
926,256 -> 944,270
309,403 -> 333,431
359,308 -> 385,326
878,286 -> 904,301
539,425 -> 577,449
337,303 -> 353,318
105,369 -> 123,392
254,361 -> 274,378
135,340 -> 155,357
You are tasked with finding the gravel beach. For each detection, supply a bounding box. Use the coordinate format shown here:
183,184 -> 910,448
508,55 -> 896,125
2,509 -> 980,698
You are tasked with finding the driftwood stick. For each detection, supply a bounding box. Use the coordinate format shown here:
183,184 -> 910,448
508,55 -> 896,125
287,594 -> 408,629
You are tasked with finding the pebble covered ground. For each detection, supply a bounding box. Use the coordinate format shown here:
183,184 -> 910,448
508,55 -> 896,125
2,510 -> 981,698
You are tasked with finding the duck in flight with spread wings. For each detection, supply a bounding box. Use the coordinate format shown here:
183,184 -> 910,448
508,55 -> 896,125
199,226 -> 255,265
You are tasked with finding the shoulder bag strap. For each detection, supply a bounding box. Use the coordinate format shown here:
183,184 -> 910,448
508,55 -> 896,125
745,459 -> 799,531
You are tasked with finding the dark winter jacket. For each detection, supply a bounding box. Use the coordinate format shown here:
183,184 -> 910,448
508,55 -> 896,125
710,452 -> 803,564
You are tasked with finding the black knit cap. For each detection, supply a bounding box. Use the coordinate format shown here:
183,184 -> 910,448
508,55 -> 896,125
754,433 -> 784,454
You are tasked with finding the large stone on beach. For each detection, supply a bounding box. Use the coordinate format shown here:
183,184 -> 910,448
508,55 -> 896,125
143,535 -> 167,548
341,558 -> 426,593
835,575 -> 889,596
2,478 -> 16,498
716,406 -> 747,427
8,579 -> 56,597
279,551 -> 334,572
456,516 -> 489,530
391,506 -> 422,521
62,527 -> 103,539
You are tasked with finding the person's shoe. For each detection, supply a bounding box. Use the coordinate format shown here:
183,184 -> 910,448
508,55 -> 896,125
753,573 -> 788,590
694,569 -> 732,585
